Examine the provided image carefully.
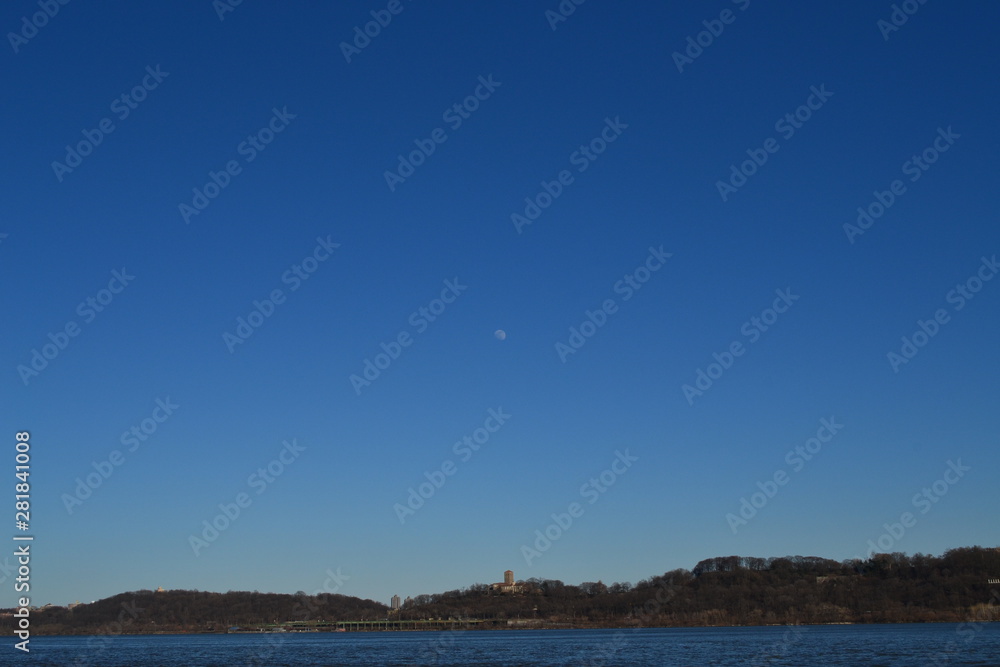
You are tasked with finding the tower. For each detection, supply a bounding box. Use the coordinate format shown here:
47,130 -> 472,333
504,570 -> 514,585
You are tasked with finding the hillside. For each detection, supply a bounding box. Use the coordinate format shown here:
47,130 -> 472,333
5,546 -> 999,634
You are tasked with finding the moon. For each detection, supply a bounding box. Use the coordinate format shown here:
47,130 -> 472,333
494,329 -> 506,341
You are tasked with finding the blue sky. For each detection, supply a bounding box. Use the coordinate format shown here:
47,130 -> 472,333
3,0 -> 998,608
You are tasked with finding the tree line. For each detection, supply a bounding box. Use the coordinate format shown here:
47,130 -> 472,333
5,546 -> 998,634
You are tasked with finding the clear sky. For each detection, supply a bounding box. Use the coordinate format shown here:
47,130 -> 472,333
3,0 -> 998,608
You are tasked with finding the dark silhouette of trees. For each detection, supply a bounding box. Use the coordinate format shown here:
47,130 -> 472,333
6,546 -> 998,634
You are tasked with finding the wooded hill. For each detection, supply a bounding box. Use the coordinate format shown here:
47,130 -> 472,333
6,546 -> 999,634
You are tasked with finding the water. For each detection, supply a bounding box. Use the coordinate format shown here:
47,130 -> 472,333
9,624 -> 1000,666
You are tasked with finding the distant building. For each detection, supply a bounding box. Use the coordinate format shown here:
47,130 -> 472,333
156,586 -> 165,593
391,595 -> 401,610
490,570 -> 524,594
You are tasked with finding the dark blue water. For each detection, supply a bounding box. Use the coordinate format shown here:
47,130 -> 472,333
8,624 -> 1000,666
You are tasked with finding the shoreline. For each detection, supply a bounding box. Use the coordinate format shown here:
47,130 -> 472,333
25,619 -> 1000,637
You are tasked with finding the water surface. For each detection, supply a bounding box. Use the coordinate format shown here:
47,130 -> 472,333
13,623 -> 1000,666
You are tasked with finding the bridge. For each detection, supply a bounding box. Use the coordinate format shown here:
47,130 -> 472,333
231,619 -> 488,633
333,619 -> 486,631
